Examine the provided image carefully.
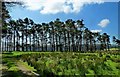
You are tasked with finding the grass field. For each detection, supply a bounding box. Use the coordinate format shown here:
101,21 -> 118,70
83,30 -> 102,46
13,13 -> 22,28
1,51 -> 120,77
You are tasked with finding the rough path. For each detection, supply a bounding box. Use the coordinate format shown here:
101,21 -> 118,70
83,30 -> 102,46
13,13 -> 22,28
16,60 -> 40,77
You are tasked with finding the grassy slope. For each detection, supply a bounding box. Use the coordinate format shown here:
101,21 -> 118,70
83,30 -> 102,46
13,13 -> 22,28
1,51 -> 120,76
1,52 -> 39,77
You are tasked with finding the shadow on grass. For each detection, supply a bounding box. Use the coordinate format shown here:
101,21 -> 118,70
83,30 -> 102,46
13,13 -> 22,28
2,70 -> 36,77
2,69 -> 56,77
2,52 -> 13,54
36,69 -> 55,77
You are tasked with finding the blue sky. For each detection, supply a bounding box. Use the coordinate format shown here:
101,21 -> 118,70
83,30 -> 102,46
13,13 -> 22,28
9,1 -> 119,43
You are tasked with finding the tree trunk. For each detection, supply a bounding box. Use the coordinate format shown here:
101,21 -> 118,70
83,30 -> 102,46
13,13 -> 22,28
13,30 -> 15,51
68,32 -> 70,51
29,34 -> 31,51
79,38 -> 82,52
90,39 -> 93,51
72,34 -> 74,51
33,34 -> 35,51
22,32 -> 24,51
37,35 -> 39,51
64,31 -> 67,51
55,34 -> 58,51
26,34 -> 28,51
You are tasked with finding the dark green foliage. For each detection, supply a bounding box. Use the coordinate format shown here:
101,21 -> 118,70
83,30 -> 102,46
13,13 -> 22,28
1,16 -> 111,52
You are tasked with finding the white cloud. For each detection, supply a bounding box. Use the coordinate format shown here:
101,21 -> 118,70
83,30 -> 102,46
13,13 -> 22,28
40,0 -> 66,14
98,19 -> 110,28
5,0 -> 104,14
39,0 -> 104,14
3,0 -> 119,14
91,30 -> 102,33
23,0 -> 44,11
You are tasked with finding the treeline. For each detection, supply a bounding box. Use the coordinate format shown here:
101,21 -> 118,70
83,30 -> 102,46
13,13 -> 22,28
113,36 -> 120,47
1,18 -> 110,52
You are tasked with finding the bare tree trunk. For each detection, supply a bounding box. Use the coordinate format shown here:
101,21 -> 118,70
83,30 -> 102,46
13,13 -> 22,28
22,32 -> 24,51
13,30 -> 15,51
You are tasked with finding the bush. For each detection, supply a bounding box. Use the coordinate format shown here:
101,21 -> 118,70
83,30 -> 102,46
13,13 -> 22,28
18,52 -> 120,75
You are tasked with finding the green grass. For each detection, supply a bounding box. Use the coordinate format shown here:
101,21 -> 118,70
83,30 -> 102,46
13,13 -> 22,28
2,51 -> 120,76
2,52 -> 38,77
8,66 -> 19,71
110,48 -> 120,51
17,60 -> 37,71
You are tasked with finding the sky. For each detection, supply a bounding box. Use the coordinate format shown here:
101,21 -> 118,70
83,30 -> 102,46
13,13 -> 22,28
8,0 -> 119,43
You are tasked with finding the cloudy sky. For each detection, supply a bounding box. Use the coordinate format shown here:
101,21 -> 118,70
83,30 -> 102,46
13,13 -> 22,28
8,0 -> 119,43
